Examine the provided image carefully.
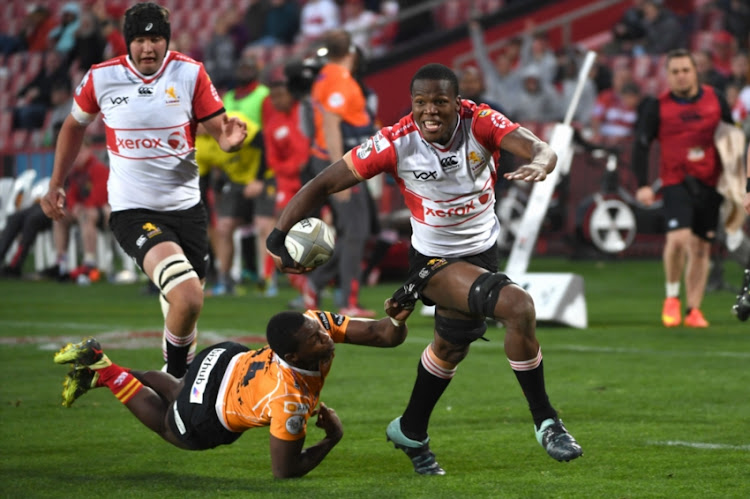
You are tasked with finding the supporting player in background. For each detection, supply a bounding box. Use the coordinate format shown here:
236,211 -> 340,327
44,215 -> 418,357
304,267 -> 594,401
267,63 -> 582,475
733,141 -> 750,321
52,299 -> 412,478
632,49 -> 734,328
40,2 -> 247,377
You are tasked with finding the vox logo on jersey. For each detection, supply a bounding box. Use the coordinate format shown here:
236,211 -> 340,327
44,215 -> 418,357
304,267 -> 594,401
110,96 -> 129,106
413,171 -> 437,180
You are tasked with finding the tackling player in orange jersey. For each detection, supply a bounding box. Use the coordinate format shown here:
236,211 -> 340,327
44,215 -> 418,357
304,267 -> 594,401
52,297 -> 412,478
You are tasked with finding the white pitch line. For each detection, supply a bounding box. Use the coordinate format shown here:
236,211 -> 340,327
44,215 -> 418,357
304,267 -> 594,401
650,440 -> 750,451
2,320 -> 749,358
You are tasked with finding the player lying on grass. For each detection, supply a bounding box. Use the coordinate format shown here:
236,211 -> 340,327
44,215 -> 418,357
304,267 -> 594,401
53,299 -> 412,478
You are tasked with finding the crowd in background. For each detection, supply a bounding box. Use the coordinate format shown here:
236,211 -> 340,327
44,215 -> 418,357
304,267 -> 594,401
1,0 -> 750,291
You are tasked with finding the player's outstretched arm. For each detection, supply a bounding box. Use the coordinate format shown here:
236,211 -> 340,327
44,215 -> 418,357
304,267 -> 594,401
343,298 -> 412,347
269,403 -> 343,478
500,126 -> 557,182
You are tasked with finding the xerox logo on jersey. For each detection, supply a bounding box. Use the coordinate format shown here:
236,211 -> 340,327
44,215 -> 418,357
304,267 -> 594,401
110,125 -> 192,158
167,130 -> 187,150
421,190 -> 493,225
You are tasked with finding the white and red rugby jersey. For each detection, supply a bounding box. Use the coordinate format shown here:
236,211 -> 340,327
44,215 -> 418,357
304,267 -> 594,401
350,101 -> 519,257
72,51 -> 224,211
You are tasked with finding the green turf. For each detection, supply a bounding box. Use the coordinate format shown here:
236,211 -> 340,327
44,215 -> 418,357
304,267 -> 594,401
1,257 -> 748,498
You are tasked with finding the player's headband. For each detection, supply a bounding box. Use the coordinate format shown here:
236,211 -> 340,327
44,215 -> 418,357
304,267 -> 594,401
123,2 -> 171,53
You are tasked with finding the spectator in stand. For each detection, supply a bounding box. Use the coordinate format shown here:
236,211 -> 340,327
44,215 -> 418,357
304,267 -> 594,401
13,49 -> 70,130
468,20 -> 521,112
518,20 -> 557,86
299,0 -> 340,44
715,0 -> 750,51
694,49 -> 728,92
394,0 -> 434,43
49,2 -> 82,55
0,188 -> 52,279
710,30 -> 736,78
170,31 -> 203,62
0,5 -> 56,55
727,52 -> 749,89
639,0 -> 686,55
342,0 -> 380,57
609,0 -> 646,55
457,66 -> 504,113
591,81 -> 641,146
243,0 -> 270,46
67,6 -> 107,71
369,0 -> 399,57
53,137 -> 110,284
203,16 -> 238,91
557,50 -> 597,126
91,1 -> 127,59
43,79 -> 74,147
505,65 -> 560,124
255,0 -> 300,47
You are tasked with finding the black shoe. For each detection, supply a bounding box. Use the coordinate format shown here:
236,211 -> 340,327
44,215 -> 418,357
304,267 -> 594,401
386,417 -> 446,475
535,418 -> 583,462
732,269 -> 750,321
0,265 -> 21,278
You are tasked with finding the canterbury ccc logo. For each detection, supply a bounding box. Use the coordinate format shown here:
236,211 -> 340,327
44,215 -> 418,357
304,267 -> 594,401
138,86 -> 154,95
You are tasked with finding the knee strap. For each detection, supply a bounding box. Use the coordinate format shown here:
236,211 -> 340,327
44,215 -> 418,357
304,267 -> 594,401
468,272 -> 513,318
153,254 -> 198,296
434,314 -> 487,345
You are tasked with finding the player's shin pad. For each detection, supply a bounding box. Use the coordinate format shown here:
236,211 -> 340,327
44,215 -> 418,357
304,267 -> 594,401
391,258 -> 452,310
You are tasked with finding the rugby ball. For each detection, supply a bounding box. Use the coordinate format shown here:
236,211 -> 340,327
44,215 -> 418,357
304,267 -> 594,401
284,218 -> 335,268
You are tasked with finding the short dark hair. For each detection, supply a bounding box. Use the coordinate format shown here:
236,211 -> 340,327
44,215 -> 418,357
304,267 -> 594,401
266,311 -> 306,358
665,48 -> 695,68
410,63 -> 459,96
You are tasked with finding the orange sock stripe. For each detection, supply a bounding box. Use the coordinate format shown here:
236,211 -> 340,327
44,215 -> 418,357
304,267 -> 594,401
115,378 -> 142,403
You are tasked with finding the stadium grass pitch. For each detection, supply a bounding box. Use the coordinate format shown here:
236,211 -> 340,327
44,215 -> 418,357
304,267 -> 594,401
1,257 -> 748,498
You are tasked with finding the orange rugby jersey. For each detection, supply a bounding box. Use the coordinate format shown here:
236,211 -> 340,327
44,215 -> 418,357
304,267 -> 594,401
311,63 -> 371,160
218,310 -> 349,441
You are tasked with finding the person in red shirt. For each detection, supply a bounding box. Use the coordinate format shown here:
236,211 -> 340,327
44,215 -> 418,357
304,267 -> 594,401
53,137 -> 110,284
632,49 -> 734,328
263,80 -> 310,214
260,79 -> 310,296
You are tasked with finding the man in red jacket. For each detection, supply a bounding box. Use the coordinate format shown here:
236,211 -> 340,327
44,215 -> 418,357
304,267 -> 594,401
632,49 -> 734,328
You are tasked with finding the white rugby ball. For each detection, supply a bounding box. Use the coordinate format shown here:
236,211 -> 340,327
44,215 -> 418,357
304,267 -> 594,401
284,218 -> 335,268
